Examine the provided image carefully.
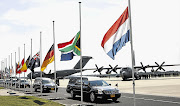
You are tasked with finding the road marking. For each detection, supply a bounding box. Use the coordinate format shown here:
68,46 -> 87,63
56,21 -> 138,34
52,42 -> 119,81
122,96 -> 180,105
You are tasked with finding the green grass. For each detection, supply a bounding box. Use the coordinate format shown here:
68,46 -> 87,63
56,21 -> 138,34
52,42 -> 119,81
0,87 -> 4,89
0,96 -> 64,106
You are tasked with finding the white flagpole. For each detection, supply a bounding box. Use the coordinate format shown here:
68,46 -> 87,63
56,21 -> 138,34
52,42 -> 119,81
18,47 -> 20,90
8,55 -> 10,89
24,44 -> 26,92
15,52 -> 16,90
52,21 -> 57,98
31,38 -> 33,93
6,58 -> 7,88
40,32 -> 42,96
128,0 -> 136,106
11,53 -> 12,89
79,2 -> 83,104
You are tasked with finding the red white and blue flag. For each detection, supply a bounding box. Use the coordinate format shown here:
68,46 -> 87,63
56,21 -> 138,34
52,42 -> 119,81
101,7 -> 130,60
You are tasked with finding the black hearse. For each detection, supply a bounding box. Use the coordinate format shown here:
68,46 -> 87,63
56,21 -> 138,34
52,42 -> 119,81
66,76 -> 121,102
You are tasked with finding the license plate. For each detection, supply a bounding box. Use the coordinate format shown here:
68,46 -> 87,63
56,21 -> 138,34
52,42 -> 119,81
110,94 -> 115,98
51,88 -> 55,90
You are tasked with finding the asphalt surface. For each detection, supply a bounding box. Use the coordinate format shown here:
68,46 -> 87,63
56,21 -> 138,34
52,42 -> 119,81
1,84 -> 180,106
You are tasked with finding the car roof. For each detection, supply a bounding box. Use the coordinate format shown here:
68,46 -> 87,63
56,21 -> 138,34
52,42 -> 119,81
35,77 -> 52,80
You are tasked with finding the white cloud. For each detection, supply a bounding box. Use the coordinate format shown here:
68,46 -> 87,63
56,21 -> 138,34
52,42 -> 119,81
0,25 -> 11,33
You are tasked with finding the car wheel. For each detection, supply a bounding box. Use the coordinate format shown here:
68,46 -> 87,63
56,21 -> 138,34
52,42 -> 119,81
34,88 -> 37,92
112,98 -> 118,102
90,92 -> 96,102
70,90 -> 76,99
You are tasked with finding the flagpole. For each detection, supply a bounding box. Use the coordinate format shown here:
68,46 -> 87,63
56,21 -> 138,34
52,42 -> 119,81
128,0 -> 136,106
8,55 -> 10,88
11,53 -> 12,89
24,44 -> 26,92
18,47 -> 20,90
15,52 -> 16,90
31,38 -> 33,93
40,32 -> 42,96
79,2 -> 83,104
6,58 -> 7,88
52,21 -> 57,98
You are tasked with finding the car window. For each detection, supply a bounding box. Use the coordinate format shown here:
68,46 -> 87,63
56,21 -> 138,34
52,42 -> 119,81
76,79 -> 88,85
69,77 -> 88,84
69,78 -> 77,84
89,80 -> 109,86
42,79 -> 54,84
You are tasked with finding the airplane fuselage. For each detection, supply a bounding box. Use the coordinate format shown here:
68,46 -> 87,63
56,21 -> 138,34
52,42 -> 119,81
120,67 -> 140,80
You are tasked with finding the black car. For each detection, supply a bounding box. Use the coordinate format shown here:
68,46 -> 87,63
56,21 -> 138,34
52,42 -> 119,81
33,77 -> 58,92
66,76 -> 121,102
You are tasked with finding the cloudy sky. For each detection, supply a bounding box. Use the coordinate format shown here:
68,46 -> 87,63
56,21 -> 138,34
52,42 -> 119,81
0,0 -> 180,76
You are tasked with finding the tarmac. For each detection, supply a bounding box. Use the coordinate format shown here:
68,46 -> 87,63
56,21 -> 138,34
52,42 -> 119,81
59,76 -> 180,98
1,76 -> 180,98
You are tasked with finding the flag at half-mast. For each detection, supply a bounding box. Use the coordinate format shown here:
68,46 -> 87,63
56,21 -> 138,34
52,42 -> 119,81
20,56 -> 30,72
16,62 -> 21,74
41,44 -> 54,72
17,59 -> 24,73
28,51 -> 40,72
101,7 -> 130,60
57,31 -> 80,61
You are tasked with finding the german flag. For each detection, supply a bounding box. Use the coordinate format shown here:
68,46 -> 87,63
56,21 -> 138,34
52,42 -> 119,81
41,44 -> 54,72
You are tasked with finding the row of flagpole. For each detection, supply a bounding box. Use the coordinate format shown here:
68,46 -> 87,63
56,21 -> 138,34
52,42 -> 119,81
0,2 -> 83,104
1,1 -> 135,105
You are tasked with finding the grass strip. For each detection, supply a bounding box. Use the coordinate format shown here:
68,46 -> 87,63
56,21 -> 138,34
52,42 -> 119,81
0,96 -> 64,106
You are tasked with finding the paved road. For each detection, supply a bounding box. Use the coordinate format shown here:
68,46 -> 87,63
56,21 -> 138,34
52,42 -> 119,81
3,85 -> 180,106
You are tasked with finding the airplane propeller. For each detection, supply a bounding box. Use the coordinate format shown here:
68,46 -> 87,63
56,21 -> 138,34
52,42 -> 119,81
155,62 -> 166,71
140,62 -> 149,73
108,65 -> 118,74
93,64 -> 104,75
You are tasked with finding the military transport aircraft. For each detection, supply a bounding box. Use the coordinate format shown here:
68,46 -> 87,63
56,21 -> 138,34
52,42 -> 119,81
90,62 -> 180,80
27,56 -> 93,79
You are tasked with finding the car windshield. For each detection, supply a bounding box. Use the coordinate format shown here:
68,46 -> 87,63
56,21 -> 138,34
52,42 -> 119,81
12,80 -> 17,82
20,80 -> 28,82
42,79 -> 54,84
89,80 -> 109,86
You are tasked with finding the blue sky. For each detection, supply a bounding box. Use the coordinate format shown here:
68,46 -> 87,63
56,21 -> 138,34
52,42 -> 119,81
0,0 -> 180,76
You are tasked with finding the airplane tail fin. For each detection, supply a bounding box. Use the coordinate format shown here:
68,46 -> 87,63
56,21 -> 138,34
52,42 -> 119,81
74,56 -> 92,69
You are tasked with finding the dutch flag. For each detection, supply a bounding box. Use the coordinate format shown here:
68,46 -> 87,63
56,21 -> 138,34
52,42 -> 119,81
101,7 -> 130,60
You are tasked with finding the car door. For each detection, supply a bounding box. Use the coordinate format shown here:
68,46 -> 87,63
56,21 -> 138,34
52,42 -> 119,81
73,79 -> 81,94
83,80 -> 91,94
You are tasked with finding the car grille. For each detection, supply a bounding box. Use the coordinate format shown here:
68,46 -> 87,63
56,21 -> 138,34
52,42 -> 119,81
44,86 -> 55,88
103,90 -> 118,94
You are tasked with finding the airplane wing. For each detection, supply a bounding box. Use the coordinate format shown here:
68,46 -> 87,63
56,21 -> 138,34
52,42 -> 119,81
134,62 -> 180,72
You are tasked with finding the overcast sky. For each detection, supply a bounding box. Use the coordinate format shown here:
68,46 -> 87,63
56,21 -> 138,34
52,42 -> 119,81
0,0 -> 180,76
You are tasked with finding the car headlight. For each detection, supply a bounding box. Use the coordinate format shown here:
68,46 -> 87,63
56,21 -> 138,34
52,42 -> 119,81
98,89 -> 103,94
